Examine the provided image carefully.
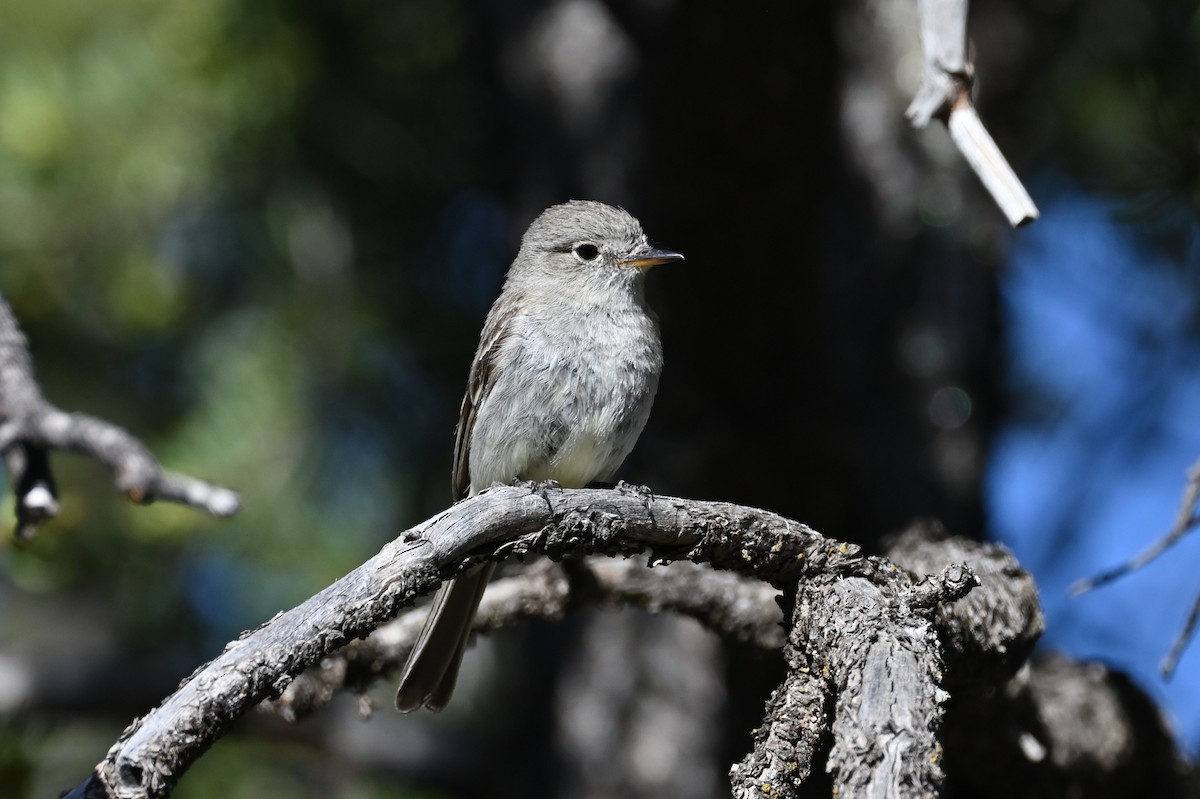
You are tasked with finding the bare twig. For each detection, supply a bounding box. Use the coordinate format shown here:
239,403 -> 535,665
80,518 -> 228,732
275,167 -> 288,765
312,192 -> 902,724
1161,587 -> 1200,678
1071,458 -> 1200,596
0,294 -> 240,540
906,0 -> 1039,227
1069,458 -> 1200,678
947,95 -> 1040,226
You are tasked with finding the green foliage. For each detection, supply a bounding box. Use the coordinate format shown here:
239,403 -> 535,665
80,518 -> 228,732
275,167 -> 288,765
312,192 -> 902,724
0,718 -> 35,799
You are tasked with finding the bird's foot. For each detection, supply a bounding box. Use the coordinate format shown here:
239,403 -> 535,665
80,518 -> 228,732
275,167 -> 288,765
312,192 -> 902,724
614,480 -> 655,502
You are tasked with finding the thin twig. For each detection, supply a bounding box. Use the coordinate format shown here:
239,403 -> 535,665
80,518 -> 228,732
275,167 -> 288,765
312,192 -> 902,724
1161,587 -> 1200,679
1071,458 -> 1200,596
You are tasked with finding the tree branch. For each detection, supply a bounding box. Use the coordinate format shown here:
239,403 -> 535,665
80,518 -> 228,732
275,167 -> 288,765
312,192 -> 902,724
1161,587 -> 1200,678
729,667 -> 828,795
66,483 -> 986,799
888,521 -> 1043,687
906,0 -> 1039,227
1071,457 -> 1200,594
732,560 -> 975,799
0,293 -> 240,540
268,556 -> 783,721
879,525 -> 1185,798
60,485 -> 1184,798
65,484 -> 850,799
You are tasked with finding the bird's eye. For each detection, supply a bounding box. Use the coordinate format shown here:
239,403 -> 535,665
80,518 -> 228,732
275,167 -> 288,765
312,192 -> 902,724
573,243 -> 600,262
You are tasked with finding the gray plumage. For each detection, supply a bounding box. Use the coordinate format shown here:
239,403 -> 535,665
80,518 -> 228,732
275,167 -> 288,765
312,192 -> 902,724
395,200 -> 682,712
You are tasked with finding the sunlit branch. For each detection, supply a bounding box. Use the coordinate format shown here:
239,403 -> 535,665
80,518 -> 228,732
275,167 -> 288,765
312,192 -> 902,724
906,0 -> 1039,227
268,557 -> 785,721
62,484 -> 979,799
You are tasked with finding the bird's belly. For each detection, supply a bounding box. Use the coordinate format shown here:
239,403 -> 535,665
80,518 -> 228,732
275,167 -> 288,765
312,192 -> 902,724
522,433 -> 607,488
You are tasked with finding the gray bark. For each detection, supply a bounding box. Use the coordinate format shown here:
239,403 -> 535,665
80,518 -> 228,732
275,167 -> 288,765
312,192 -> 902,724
65,484 -> 966,799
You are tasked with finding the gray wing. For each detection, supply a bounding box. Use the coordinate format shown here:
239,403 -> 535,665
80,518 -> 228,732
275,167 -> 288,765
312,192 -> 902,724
396,303 -> 513,712
451,309 -> 511,499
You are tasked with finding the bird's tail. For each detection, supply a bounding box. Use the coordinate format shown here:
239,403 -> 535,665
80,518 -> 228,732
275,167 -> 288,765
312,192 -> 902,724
395,562 -> 496,712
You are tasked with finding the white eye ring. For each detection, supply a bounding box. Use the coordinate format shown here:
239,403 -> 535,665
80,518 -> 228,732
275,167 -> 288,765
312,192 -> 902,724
573,243 -> 600,262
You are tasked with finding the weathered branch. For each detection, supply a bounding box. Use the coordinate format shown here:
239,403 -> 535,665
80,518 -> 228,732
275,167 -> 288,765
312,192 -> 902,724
268,556 -> 783,721
881,525 -> 1186,798
888,521 -> 1043,687
821,574 -> 950,797
65,484 -> 852,799
1069,457 -> 1200,594
732,560 -> 975,799
906,0 -> 1039,227
66,483 -> 1023,799
60,486 -> 1187,798
0,294 -> 240,540
730,667 -> 828,795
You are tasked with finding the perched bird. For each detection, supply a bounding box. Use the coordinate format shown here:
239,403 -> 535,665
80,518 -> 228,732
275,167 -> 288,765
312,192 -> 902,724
395,200 -> 683,712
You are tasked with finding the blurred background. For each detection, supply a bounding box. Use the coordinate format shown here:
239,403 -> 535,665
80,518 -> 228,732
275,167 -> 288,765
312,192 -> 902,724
0,0 -> 1197,797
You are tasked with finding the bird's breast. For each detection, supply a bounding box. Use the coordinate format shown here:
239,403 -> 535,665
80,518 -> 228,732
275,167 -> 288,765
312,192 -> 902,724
470,299 -> 662,490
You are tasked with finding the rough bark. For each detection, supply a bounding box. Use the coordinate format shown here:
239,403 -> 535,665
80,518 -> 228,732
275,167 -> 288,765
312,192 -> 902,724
885,522 -> 1188,799
64,484 -> 864,799
59,484 -> 1189,799
268,556 -> 782,721
887,520 -> 1043,688
731,561 -> 975,799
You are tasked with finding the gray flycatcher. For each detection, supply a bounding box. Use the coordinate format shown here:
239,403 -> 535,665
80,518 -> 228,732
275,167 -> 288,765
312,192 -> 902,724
395,200 -> 683,712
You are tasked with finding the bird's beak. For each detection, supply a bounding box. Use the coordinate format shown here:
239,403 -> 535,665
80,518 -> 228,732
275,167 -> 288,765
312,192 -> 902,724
618,247 -> 685,270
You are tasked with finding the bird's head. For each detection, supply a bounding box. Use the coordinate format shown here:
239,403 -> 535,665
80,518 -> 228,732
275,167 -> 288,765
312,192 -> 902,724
515,200 -> 683,286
